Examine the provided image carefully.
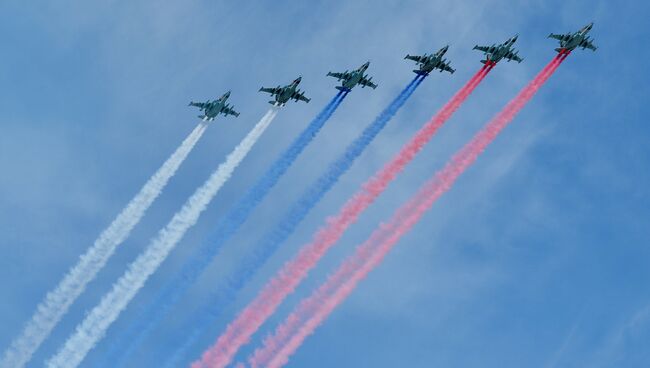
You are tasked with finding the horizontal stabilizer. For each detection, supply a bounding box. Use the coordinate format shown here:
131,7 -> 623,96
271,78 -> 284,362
413,69 -> 428,76
335,86 -> 351,92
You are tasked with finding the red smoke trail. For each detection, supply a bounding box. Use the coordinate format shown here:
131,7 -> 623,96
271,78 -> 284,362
192,65 -> 493,368
249,53 -> 569,368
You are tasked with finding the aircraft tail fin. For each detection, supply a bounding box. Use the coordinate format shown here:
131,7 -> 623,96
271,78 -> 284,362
335,86 -> 351,92
413,70 -> 428,76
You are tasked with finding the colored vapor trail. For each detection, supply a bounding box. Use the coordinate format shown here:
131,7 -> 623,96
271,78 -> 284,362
250,53 -> 569,368
45,107 -> 279,368
161,75 -> 424,367
100,92 -> 346,368
0,123 -> 207,368
193,66 -> 492,368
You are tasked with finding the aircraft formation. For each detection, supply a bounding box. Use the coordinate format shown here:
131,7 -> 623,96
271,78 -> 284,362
188,22 -> 596,122
0,21 -> 599,368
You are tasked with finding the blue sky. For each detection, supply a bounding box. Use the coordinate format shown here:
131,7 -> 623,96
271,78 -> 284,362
1,1 -> 649,367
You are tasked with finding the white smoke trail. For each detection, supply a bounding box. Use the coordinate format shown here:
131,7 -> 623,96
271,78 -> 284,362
46,107 -> 279,368
0,123 -> 208,368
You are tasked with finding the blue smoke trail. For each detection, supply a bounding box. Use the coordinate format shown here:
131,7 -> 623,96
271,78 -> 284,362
98,91 -> 347,368
160,75 -> 425,367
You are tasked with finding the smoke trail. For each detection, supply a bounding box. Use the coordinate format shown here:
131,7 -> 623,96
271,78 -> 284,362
45,108 -> 279,368
251,54 -> 569,368
98,92 -> 346,368
160,76 -> 424,367
194,66 -> 492,368
0,123 -> 207,368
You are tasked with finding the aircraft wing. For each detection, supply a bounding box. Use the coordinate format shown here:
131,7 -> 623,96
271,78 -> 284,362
222,105 -> 240,117
405,54 -> 427,64
327,71 -> 350,81
359,76 -> 377,89
440,61 -> 455,74
548,33 -> 570,41
581,39 -> 597,51
474,45 -> 492,53
189,101 -> 208,109
259,87 -> 280,96
505,50 -> 523,63
292,91 -> 311,103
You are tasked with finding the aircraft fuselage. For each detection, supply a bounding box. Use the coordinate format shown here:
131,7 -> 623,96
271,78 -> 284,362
203,101 -> 224,120
275,85 -> 298,104
420,49 -> 448,73
561,28 -> 591,51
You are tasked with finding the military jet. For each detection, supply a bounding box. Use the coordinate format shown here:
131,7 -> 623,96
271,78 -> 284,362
405,45 -> 455,75
259,77 -> 311,106
326,61 -> 378,92
473,35 -> 523,65
188,91 -> 240,121
548,22 -> 597,53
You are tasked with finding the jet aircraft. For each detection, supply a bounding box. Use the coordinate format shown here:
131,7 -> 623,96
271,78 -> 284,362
259,77 -> 311,106
548,22 -> 597,53
188,91 -> 240,121
405,45 -> 455,75
473,35 -> 523,65
326,61 -> 378,91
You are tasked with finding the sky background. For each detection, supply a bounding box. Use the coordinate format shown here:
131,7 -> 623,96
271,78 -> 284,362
1,0 -> 649,367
